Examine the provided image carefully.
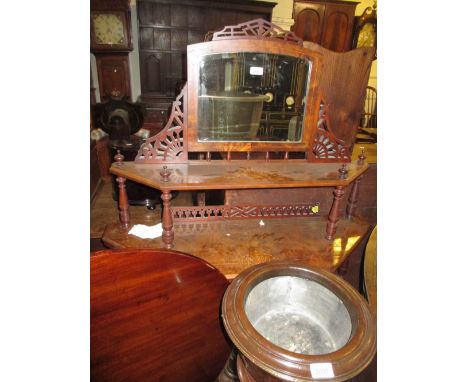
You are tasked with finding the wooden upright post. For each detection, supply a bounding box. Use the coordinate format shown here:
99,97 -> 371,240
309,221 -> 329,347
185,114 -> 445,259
116,177 -> 130,228
346,176 -> 362,219
114,150 -> 130,228
326,186 -> 345,240
161,190 -> 174,249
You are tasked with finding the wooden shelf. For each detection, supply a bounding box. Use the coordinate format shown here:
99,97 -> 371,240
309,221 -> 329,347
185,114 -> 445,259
103,216 -> 371,280
110,159 -> 368,191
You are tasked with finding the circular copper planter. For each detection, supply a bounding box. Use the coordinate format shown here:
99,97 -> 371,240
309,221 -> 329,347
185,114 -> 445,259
222,262 -> 376,381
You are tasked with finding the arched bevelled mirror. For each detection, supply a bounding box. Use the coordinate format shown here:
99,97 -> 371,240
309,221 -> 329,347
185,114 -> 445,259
186,39 -> 323,152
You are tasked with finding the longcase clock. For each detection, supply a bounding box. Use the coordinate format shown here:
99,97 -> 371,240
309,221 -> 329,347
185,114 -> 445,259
91,0 -> 133,101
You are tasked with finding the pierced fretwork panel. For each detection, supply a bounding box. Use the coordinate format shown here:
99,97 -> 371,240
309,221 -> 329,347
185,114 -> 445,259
135,84 -> 188,163
310,102 -> 350,161
171,203 -> 320,221
212,18 -> 303,44
312,130 -> 350,160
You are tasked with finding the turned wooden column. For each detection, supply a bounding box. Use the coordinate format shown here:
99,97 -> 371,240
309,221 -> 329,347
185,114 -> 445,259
161,190 -> 174,249
217,349 -> 239,382
346,176 -> 363,219
116,177 -> 130,228
114,150 -> 130,228
326,186 -> 345,240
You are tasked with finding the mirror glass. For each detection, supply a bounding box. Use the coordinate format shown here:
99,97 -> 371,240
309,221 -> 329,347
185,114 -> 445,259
197,52 -> 312,142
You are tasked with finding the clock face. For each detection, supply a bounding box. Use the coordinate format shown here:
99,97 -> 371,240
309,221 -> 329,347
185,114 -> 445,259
285,95 -> 295,106
92,13 -> 125,46
357,23 -> 376,48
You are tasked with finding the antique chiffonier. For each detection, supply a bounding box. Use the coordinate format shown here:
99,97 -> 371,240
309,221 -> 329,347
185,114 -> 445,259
102,19 -> 375,282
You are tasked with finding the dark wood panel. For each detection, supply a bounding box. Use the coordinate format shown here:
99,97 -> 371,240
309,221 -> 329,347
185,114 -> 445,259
171,4 -> 187,27
321,5 -> 354,52
140,52 -> 174,94
292,0 -> 357,52
187,6 -> 205,27
140,52 -> 160,93
188,29 -> 204,44
170,53 -> 183,79
91,248 -> 231,381
95,54 -> 131,101
153,28 -> 170,49
153,2 -> 170,25
138,1 -> 153,24
293,8 -> 324,43
170,29 -> 187,50
139,27 -> 153,49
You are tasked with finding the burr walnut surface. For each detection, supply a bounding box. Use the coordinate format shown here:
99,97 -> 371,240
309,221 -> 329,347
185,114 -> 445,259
102,217 -> 371,280
91,249 -> 231,381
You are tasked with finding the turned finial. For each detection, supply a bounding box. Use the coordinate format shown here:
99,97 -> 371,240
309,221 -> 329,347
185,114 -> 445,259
358,147 -> 366,165
338,164 -> 348,179
114,150 -> 124,165
160,165 -> 171,182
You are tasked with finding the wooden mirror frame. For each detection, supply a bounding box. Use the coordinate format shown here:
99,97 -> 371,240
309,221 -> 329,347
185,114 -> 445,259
186,39 -> 323,153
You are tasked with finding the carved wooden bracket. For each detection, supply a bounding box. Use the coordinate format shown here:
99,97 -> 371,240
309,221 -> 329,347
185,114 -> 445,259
212,18 -> 303,44
310,102 -> 350,161
135,84 -> 188,163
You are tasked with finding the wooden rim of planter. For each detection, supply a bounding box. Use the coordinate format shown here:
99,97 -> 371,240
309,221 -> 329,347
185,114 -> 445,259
222,261 -> 376,381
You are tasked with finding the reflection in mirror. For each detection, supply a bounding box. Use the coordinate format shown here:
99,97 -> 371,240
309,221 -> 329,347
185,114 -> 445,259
198,52 -> 311,142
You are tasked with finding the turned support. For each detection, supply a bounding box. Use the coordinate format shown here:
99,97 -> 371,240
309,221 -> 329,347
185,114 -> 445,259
326,186 -> 345,240
114,150 -> 130,228
216,349 -> 239,382
161,190 -> 174,249
116,176 -> 130,228
346,176 -> 363,219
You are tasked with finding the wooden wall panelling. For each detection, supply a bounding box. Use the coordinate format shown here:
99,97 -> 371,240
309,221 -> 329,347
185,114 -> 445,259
137,0 -> 276,131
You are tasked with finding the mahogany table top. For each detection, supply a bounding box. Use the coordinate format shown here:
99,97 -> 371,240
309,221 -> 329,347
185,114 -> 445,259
91,249 -> 231,381
109,159 -> 368,191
